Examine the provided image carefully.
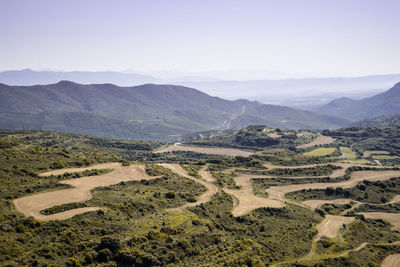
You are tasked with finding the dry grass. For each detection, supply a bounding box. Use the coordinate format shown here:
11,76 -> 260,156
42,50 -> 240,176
338,147 -> 357,160
155,143 -> 254,157
297,135 -> 335,149
316,215 -> 355,239
381,254 -> 400,267
363,150 -> 390,157
303,147 -> 336,157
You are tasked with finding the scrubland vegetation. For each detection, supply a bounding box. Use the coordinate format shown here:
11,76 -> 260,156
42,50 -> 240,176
1,126 -> 400,266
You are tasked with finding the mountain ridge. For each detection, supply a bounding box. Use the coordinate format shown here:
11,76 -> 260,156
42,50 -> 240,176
315,82 -> 400,120
0,81 -> 349,140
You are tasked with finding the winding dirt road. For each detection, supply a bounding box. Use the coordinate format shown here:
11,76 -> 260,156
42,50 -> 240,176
13,163 -> 157,221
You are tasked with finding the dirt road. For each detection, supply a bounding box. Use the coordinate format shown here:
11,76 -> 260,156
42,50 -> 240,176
158,164 -> 218,211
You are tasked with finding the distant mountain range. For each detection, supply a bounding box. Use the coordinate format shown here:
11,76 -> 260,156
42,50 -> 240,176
0,69 -> 160,86
314,82 -> 400,121
0,81 -> 349,141
350,114 -> 400,128
1,69 -> 400,107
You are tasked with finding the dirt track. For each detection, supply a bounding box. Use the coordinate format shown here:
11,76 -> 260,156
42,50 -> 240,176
362,212 -> 400,231
39,162 -> 121,177
13,163 -> 157,221
158,164 -> 218,211
199,167 -> 216,182
155,143 -> 253,157
263,162 -> 367,179
297,134 -> 335,149
316,215 -> 355,239
223,174 -> 284,216
381,254 -> 400,267
302,199 -> 354,210
266,170 -> 400,204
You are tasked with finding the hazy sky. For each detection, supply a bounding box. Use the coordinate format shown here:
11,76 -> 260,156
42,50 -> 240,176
1,0 -> 399,78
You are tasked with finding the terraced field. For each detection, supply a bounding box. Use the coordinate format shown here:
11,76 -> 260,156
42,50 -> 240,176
297,134 -> 335,149
155,143 -> 254,157
13,163 -> 158,221
303,147 -> 336,157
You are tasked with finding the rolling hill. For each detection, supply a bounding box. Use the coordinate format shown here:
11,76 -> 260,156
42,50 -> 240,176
0,81 -> 349,140
315,82 -> 400,121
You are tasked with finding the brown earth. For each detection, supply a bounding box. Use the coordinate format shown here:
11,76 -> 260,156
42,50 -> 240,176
155,143 -> 253,157
39,162 -> 121,177
13,163 -> 157,221
316,215 -> 355,239
158,164 -> 218,211
362,212 -> 400,231
381,254 -> 400,267
199,166 -> 216,182
223,174 -> 284,217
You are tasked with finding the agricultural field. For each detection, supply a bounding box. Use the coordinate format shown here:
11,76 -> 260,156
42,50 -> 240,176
303,147 -> 337,157
2,127 -> 400,266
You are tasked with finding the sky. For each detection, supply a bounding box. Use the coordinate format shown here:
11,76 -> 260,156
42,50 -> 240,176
0,0 -> 399,79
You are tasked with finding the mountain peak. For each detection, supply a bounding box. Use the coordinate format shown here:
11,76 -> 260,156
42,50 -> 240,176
55,80 -> 78,86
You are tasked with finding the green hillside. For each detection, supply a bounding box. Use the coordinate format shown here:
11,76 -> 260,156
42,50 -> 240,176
316,82 -> 400,121
350,114 -> 400,128
0,81 -> 349,141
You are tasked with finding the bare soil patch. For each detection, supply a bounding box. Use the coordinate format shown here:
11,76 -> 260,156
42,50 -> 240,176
316,215 -> 355,239
155,143 -> 253,157
297,134 -> 335,149
14,163 -> 156,221
199,167 -> 216,182
381,254 -> 400,267
223,174 -> 284,216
